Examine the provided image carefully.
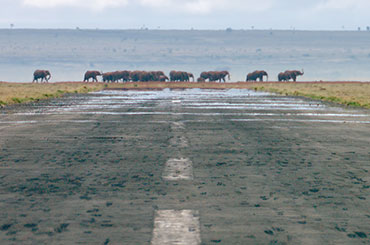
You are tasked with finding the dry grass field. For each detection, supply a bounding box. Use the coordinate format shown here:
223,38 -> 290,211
250,82 -> 370,108
0,82 -> 104,106
1,82 -> 370,109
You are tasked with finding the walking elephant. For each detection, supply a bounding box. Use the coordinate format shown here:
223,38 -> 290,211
278,70 -> 304,82
33,70 -> 51,83
186,73 -> 195,82
170,71 -> 193,82
200,71 -> 230,82
159,75 -> 169,82
102,72 -> 116,83
84,70 -> 101,82
115,71 -> 130,82
246,70 -> 268,82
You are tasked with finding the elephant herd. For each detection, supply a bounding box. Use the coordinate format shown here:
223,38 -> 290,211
83,70 -> 231,83
278,70 -> 305,82
32,69 -> 305,83
246,69 -> 304,82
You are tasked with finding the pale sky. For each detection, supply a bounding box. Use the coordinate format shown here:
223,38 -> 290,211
1,0 -> 370,30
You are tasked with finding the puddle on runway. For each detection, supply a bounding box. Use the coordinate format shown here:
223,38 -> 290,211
231,119 -> 370,124
1,89 -> 369,126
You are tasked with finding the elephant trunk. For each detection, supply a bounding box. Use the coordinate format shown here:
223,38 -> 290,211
266,75 -> 268,82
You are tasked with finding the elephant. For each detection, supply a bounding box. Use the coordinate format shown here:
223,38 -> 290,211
169,71 -> 180,82
200,71 -> 212,82
187,73 -> 195,82
197,77 -> 206,82
141,71 -> 155,82
170,71 -> 193,82
114,71 -> 130,82
201,71 -> 230,82
84,71 -> 101,82
129,71 -> 158,82
278,69 -> 304,82
149,71 -> 166,81
33,70 -> 51,83
246,70 -> 268,82
218,71 -> 231,82
153,71 -> 165,81
102,72 -> 116,83
278,72 -> 288,82
129,71 -> 142,82
159,75 -> 169,82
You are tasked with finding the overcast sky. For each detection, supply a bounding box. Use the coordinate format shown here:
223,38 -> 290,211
1,0 -> 370,30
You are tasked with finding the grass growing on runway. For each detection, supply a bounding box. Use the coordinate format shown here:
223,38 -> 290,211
251,82 -> 370,108
0,82 -> 104,106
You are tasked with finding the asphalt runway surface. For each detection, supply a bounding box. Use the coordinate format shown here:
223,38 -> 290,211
0,89 -> 370,244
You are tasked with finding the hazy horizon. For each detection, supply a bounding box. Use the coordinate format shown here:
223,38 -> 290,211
1,29 -> 370,82
3,28 -> 370,32
1,0 -> 370,31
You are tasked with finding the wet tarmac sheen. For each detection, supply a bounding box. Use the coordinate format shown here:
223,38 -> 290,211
0,89 -> 370,244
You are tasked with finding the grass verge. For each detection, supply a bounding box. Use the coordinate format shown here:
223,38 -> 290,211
1,82 -> 370,109
250,82 -> 370,109
0,82 -> 104,106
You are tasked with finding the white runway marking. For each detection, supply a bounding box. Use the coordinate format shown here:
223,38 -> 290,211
171,122 -> 185,130
169,136 -> 189,148
163,158 -> 193,181
151,210 -> 201,245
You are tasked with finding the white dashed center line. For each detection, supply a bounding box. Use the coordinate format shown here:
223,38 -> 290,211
171,122 -> 185,130
151,210 -> 201,245
169,135 -> 189,148
163,158 -> 194,181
